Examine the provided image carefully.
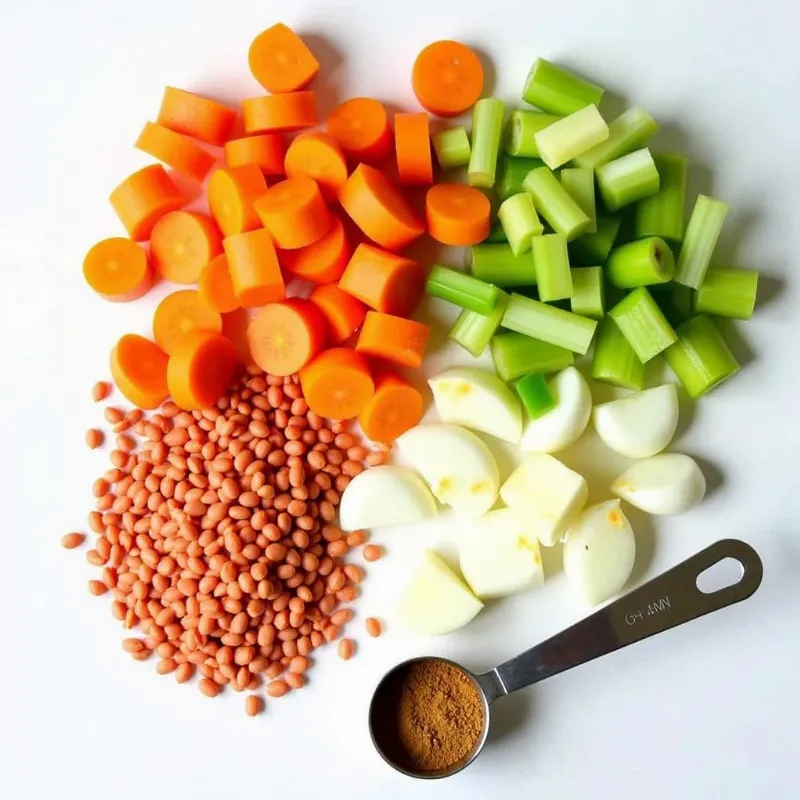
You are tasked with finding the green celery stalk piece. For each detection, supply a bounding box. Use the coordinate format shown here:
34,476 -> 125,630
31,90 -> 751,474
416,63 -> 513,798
534,105 -> 609,170
694,267 -> 759,320
490,331 -> 574,381
561,167 -> 597,233
502,293 -> 597,354
674,195 -> 729,289
468,98 -> 505,188
498,192 -> 543,255
504,110 -> 561,157
634,154 -> 688,243
469,244 -> 536,287
596,148 -> 660,212
590,316 -> 647,390
433,127 -> 471,169
514,372 -> 555,418
427,264 -> 499,315
608,287 -> 677,363
497,156 -> 543,201
650,283 -> 696,328
605,237 -> 675,288
570,266 -> 605,319
569,213 -> 622,265
449,291 -> 510,357
532,234 -> 573,302
523,166 -> 590,241
573,107 -> 660,170
522,58 -> 604,116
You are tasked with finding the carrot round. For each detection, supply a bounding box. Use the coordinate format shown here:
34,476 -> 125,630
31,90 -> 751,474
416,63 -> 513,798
327,98 -> 393,164
249,23 -> 319,93
338,164 -> 424,252
309,284 -> 367,343
284,132 -> 348,201
83,238 -> 153,302
412,41 -> 484,117
224,135 -> 286,176
135,122 -> 215,183
150,211 -> 223,284
300,348 -> 374,420
338,243 -> 424,317
280,214 -> 351,284
109,165 -> 184,242
247,299 -> 327,377
199,254 -> 239,314
157,87 -> 237,147
221,307 -> 257,368
425,183 -> 491,245
243,92 -> 317,134
355,311 -> 430,368
167,331 -> 239,411
208,165 -> 267,237
394,112 -> 433,186
153,289 -> 223,355
110,334 -> 169,409
254,177 -> 330,250
223,228 -> 285,308
359,370 -> 424,442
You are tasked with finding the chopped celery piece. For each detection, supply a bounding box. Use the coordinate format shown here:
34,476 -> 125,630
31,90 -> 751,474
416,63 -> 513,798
427,265 -> 500,315
468,98 -> 505,188
485,220 -> 508,243
674,195 -> 729,289
569,213 -> 622,265
573,107 -> 660,170
608,287 -> 677,363
532,234 -> 572,302
498,193 -> 543,255
651,283 -> 696,328
523,166 -> 590,241
522,58 -> 604,116
634,154 -> 688,243
606,237 -> 674,288
449,291 -> 510,357
561,167 -> 597,233
514,372 -> 555,418
570,266 -> 605,319
534,105 -> 609,170
664,315 -> 740,397
433,127 -> 471,169
502,293 -> 597,354
590,317 -> 646,390
469,244 -> 536,287
596,148 -> 660,212
490,332 -> 574,381
694,267 -> 759,320
504,110 -> 561,157
497,156 -> 543,201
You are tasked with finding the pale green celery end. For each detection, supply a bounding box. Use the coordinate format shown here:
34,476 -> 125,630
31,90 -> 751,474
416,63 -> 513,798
504,110 -> 562,157
468,98 -> 505,188
532,234 -> 573,301
498,193 -> 543,255
523,166 -> 590,241
605,237 -> 675,288
449,291 -> 510,357
522,58 -> 604,116
560,167 -> 597,233
570,266 -> 605,319
573,107 -> 660,170
590,316 -> 647,390
609,287 -> 677,363
634,154 -> 689,243
533,105 -> 609,170
433,127 -> 471,169
490,332 -> 575,381
694,267 -> 759,320
674,195 -> 730,289
470,244 -> 537,287
596,148 -> 660,212
502,293 -> 597,354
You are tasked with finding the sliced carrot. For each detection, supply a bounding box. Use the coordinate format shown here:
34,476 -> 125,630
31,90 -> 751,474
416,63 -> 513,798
327,98 -> 393,165
243,92 -> 317,134
157,87 -> 237,147
223,228 -> 285,308
150,211 -> 223,284
338,243 -> 424,317
249,23 -> 319,93
199,254 -> 239,314
135,122 -> 215,183
359,370 -> 424,442
208,165 -> 267,237
153,289 -> 223,355
356,311 -> 430,369
412,41 -> 484,117
167,331 -> 239,411
338,164 -> 424,252
221,307 -> 256,368
247,299 -> 327,377
83,238 -> 154,302
224,135 -> 286,176
110,334 -> 169,409
425,183 -> 491,245
284,132 -> 348,201
394,112 -> 433,186
280,214 -> 351,284
254,177 -> 330,250
309,284 -> 367,343
109,165 -> 184,242
300,348 -> 374,420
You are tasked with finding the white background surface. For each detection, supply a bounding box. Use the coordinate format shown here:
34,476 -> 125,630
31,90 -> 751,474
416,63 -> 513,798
1,1 -> 799,798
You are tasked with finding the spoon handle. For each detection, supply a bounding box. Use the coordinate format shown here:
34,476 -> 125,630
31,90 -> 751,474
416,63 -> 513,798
487,539 -> 762,699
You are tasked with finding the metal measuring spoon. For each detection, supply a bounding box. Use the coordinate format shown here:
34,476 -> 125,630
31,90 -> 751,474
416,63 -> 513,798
369,538 -> 763,779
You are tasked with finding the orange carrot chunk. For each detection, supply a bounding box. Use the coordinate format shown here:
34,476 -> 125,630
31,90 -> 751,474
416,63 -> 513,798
83,238 -> 154,302
359,370 -> 424,442
356,311 -> 430,369
280,214 -> 351,284
243,92 -> 317,134
167,331 -> 239,411
338,243 -> 424,317
338,164 -> 424,252
225,135 -> 286,176
425,183 -> 491,245
300,348 -> 374,420
109,165 -> 184,242
327,98 -> 393,165
394,112 -> 433,186
157,87 -> 238,147
221,307 -> 257,368
249,23 -> 319,93
110,334 -> 169,409
309,284 -> 367,343
254,177 -> 330,249
208,165 -> 267,237
412,41 -> 484,117
223,228 -> 285,308
247,298 -> 327,377
199,254 -> 239,314
134,122 -> 215,183
150,211 -> 223,284
153,289 -> 223,355
284,132 -> 348,201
